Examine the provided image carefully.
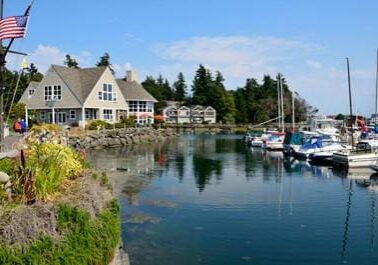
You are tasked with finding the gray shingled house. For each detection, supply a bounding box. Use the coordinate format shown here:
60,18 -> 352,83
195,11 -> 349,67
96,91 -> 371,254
116,70 -> 158,125
19,65 -> 129,127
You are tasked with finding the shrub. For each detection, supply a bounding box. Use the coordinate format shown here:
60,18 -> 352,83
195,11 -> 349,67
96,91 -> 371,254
100,172 -> 108,186
0,158 -> 17,176
86,120 -> 112,130
23,143 -> 84,201
30,124 -> 62,134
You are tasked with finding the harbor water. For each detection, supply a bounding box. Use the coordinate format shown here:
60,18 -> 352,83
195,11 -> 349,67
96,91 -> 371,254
88,134 -> 378,265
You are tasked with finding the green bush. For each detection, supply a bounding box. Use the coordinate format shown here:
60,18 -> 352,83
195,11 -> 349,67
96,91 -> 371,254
86,120 -> 112,130
100,172 -> 109,186
0,200 -> 120,265
19,143 -> 85,201
0,158 -> 17,176
114,116 -> 136,128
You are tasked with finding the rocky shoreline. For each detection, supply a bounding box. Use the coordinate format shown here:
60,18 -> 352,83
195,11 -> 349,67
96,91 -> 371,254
68,128 -> 179,149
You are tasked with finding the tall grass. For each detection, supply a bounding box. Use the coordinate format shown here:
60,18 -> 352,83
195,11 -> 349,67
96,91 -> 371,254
25,143 -> 84,201
0,200 -> 120,265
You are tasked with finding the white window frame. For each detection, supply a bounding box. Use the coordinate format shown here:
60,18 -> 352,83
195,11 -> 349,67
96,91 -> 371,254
40,111 -> 46,120
28,88 -> 35,96
44,85 -> 62,101
69,110 -> 76,120
103,109 -> 113,121
129,101 -> 138,112
57,112 -> 66,124
147,102 -> 153,112
139,101 -> 147,112
100,84 -> 116,102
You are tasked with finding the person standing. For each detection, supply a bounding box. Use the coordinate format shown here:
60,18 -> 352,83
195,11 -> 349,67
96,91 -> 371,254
20,119 -> 27,135
13,118 -> 21,134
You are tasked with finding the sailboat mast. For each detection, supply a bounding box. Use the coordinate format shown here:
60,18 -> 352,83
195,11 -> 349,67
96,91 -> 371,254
292,88 -> 295,130
280,75 -> 285,131
375,49 -> 378,127
346,57 -> 354,146
277,75 -> 281,129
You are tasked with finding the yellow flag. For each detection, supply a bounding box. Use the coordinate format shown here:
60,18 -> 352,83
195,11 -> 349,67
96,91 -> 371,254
21,58 -> 28,70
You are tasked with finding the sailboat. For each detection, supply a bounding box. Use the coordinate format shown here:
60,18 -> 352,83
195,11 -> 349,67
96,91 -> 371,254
334,54 -> 378,168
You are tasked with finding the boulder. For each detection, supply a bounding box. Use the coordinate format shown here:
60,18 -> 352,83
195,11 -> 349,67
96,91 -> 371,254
0,172 -> 10,183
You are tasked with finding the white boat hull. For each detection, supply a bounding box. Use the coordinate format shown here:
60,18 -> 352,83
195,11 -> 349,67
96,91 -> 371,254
333,151 -> 378,168
265,142 -> 283,150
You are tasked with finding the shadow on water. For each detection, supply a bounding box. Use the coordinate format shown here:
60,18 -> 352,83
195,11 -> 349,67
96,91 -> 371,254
192,154 -> 223,192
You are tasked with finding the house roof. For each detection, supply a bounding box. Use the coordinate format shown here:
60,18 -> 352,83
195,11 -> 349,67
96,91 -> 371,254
19,81 -> 40,102
116,79 -> 157,102
51,65 -> 107,104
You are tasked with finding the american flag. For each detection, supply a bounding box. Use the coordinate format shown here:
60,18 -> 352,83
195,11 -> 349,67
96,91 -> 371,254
0,16 -> 28,40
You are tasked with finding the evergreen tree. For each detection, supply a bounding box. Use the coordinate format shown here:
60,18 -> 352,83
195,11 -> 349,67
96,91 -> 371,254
27,63 -> 43,82
173,72 -> 187,102
233,89 -> 248,123
64,54 -> 79,68
142,76 -> 160,99
96,52 -> 114,74
162,79 -> 174,100
192,64 -> 212,105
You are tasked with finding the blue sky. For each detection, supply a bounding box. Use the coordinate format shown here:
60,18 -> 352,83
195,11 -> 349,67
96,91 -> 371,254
5,0 -> 378,116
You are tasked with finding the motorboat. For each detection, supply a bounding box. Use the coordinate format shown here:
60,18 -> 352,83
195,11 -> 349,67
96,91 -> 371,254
244,131 -> 264,147
264,132 -> 285,150
333,141 -> 378,168
283,131 -> 318,156
295,135 -> 350,159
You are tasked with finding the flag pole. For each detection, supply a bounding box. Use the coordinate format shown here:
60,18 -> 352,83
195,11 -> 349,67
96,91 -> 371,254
4,0 -> 34,57
0,0 -> 35,151
0,0 -> 5,151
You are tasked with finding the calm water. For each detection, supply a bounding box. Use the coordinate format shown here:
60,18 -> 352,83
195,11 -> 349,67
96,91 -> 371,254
88,134 -> 378,265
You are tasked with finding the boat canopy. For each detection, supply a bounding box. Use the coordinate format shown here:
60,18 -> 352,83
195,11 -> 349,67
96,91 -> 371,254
284,132 -> 305,145
301,136 -> 332,149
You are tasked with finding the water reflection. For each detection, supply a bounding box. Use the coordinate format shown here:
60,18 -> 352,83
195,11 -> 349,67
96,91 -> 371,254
341,179 -> 353,259
192,154 -> 222,192
87,135 -> 378,265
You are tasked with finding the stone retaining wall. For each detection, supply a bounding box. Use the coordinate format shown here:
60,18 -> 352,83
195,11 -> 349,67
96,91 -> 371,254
68,128 -> 178,149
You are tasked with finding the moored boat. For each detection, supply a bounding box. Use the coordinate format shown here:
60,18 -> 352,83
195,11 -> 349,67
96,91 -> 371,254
295,135 -> 348,159
265,132 -> 285,150
333,142 -> 378,168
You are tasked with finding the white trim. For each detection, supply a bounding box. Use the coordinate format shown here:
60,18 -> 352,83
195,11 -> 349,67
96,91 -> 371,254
69,110 -> 76,120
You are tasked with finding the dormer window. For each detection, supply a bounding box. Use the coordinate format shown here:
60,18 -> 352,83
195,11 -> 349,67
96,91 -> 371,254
28,88 -> 35,96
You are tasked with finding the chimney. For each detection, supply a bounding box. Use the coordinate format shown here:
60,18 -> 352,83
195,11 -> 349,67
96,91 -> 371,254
126,70 -> 138,82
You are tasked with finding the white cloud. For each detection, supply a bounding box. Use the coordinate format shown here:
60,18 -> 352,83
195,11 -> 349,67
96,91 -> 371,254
113,63 -> 133,78
154,36 -> 321,80
6,45 -> 132,79
6,44 -> 93,74
152,35 -> 375,115
305,60 -> 322,69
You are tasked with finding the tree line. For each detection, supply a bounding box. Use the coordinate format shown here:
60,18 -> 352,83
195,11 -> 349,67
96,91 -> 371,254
141,64 -> 317,124
5,52 -> 316,124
